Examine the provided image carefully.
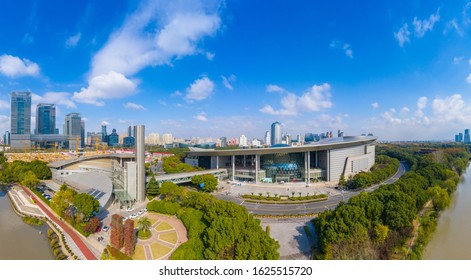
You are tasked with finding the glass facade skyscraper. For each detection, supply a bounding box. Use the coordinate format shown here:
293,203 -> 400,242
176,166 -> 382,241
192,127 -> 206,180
64,113 -> 82,149
270,121 -> 282,145
10,91 -> 31,135
36,104 -> 56,134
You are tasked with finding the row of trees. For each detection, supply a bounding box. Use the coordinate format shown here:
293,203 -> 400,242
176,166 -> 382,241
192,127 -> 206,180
162,156 -> 200,174
146,173 -> 219,199
345,155 -> 399,189
0,158 -> 51,186
146,181 -> 280,260
314,146 -> 464,259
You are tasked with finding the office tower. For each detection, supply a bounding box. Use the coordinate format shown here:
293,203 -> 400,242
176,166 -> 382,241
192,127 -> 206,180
147,133 -> 160,145
108,128 -> 119,146
64,113 -> 82,150
3,131 -> 10,145
465,129 -> 470,143
128,125 -> 134,138
10,91 -> 31,135
271,121 -> 282,145
135,125 -> 145,202
455,134 -> 460,142
265,131 -> 271,146
101,125 -> 107,143
36,104 -> 56,135
81,120 -> 85,148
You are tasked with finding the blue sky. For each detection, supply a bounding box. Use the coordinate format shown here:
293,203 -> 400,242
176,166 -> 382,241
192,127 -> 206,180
1,0 -> 471,141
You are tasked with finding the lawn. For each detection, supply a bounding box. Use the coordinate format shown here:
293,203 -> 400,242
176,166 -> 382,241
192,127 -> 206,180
155,221 -> 173,232
133,245 -> 146,260
150,243 -> 173,259
159,231 -> 178,244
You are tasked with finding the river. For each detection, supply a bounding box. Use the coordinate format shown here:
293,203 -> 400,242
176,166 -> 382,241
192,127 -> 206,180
0,188 -> 53,260
423,164 -> 471,259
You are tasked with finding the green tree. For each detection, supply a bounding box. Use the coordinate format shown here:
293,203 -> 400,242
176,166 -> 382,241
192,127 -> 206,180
427,186 -> 451,211
21,171 -> 40,189
146,176 -> 160,198
73,193 -> 100,218
192,174 -> 218,192
137,216 -> 151,233
373,223 -> 389,243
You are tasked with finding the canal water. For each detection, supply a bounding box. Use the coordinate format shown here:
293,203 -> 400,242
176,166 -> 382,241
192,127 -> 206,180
423,164 -> 471,259
0,188 -> 53,260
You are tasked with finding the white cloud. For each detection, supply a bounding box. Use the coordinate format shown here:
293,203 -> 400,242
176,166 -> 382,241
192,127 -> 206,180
466,73 -> 471,84
65,32 -> 81,48
206,52 -> 215,61
72,71 -> 138,106
185,76 -> 215,101
381,109 -> 402,125
432,94 -> 467,123
221,74 -> 236,90
194,112 -> 207,121
413,10 -> 440,37
330,40 -> 353,58
266,84 -> 285,93
371,102 -> 379,109
453,56 -> 464,64
124,102 -> 146,110
444,19 -> 463,36
0,99 -> 9,110
90,1 -> 221,77
394,24 -> 411,47
260,83 -> 333,116
0,115 -> 9,132
32,92 -> 76,109
101,121 -> 111,126
0,54 -> 40,78
400,107 -> 410,115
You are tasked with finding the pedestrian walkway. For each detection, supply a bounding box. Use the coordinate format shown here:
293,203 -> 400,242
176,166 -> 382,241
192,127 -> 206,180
7,186 -> 44,217
21,185 -> 98,260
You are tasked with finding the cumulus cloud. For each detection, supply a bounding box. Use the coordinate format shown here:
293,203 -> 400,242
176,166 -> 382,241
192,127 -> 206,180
124,102 -> 146,110
413,10 -> 440,37
266,84 -> 286,93
32,92 -> 76,109
330,40 -> 353,58
206,52 -> 215,61
0,54 -> 40,78
394,24 -> 411,47
72,71 -> 138,106
194,112 -> 207,121
65,32 -> 81,48
260,83 -> 333,116
101,121 -> 111,126
466,73 -> 471,84
90,0 -> 221,78
221,74 -> 236,90
0,99 -> 9,110
371,102 -> 379,109
185,76 -> 215,101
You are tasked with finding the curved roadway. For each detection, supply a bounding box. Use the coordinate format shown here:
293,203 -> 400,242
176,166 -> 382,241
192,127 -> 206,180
217,162 -> 408,216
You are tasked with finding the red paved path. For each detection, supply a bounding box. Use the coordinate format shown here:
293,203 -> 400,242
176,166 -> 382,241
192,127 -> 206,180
21,185 -> 98,260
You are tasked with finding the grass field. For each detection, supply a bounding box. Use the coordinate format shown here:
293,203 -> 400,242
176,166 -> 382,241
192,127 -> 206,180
133,245 -> 146,260
150,243 -> 173,259
159,231 -> 178,244
155,221 -> 173,232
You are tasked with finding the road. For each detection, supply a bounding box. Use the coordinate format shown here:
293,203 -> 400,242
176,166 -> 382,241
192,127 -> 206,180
21,185 -> 98,260
217,162 -> 408,216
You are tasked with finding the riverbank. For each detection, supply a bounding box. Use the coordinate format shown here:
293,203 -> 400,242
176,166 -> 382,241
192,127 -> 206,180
4,185 -> 78,260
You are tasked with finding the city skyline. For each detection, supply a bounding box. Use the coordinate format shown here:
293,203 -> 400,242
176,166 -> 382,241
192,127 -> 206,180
2,1 -> 471,140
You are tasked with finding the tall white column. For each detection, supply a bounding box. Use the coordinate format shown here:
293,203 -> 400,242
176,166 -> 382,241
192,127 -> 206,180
136,125 -> 145,202
232,155 -> 235,181
307,151 -> 311,186
216,156 -> 219,169
255,154 -> 260,183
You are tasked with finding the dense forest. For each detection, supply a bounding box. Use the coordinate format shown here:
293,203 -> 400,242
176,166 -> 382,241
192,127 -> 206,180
313,144 -> 469,259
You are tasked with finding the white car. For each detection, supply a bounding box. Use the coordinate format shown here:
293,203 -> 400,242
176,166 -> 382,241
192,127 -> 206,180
126,207 -> 134,212
138,209 -> 145,215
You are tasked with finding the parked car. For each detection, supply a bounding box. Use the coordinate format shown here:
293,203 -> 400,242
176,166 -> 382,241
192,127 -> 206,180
96,225 -> 102,232
126,207 -> 134,212
102,226 -> 109,232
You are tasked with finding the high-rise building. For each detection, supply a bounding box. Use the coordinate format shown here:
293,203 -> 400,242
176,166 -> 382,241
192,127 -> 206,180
465,129 -> 470,143
10,91 -> 31,135
128,126 -> 134,138
147,133 -> 160,145
3,131 -> 10,145
101,125 -> 107,143
64,113 -> 82,150
239,134 -> 248,147
36,104 -> 55,135
264,131 -> 271,146
220,137 -> 227,148
271,121 -> 282,145
135,125 -> 145,202
81,120 -> 85,148
162,133 -> 173,145
108,128 -> 119,147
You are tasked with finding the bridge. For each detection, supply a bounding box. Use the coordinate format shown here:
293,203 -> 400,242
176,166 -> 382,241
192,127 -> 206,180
153,168 -> 228,184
